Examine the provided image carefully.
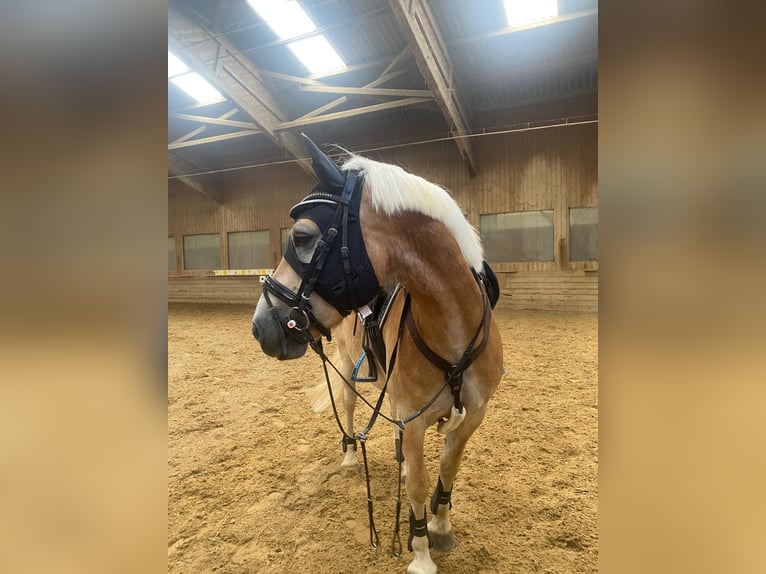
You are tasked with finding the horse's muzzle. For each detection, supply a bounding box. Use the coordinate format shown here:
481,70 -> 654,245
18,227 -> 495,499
252,303 -> 308,360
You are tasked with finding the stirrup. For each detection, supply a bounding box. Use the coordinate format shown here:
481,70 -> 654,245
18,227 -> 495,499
351,351 -> 378,383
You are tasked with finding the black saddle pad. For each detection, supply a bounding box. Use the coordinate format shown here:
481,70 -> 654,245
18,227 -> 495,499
480,260 -> 500,309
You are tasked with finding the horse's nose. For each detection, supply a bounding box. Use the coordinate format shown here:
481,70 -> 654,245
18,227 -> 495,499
251,321 -> 260,341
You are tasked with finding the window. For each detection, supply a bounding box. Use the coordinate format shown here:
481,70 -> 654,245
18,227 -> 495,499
168,237 -> 176,272
480,210 -> 554,262
569,207 -> 598,261
280,227 -> 291,255
183,233 -> 221,270
228,230 -> 270,269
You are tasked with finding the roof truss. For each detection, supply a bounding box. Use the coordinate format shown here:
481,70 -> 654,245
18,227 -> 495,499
169,8 -> 314,176
388,0 -> 477,175
168,45 -> 430,150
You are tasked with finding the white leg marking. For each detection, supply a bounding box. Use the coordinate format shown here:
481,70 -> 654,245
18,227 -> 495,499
428,505 -> 455,552
340,447 -> 359,477
407,534 -> 437,574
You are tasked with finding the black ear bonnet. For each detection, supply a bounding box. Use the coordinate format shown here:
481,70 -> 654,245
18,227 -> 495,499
282,169 -> 380,314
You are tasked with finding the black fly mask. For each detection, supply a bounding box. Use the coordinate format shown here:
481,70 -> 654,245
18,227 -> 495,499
262,134 -> 381,343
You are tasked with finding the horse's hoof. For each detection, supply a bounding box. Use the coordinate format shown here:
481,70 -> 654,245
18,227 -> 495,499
340,463 -> 359,477
406,559 -> 437,574
429,530 -> 455,553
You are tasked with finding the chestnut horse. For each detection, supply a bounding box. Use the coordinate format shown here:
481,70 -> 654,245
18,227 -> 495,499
251,135 -> 503,574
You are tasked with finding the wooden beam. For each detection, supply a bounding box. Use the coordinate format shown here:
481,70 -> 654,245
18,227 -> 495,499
169,9 -> 314,177
297,70 -> 407,121
295,48 -> 411,121
389,0 -> 477,175
171,113 -> 260,130
307,56 -> 391,80
275,97 -> 431,131
172,99 -> 231,113
300,47 -> 410,83
168,129 -> 261,151
298,85 -> 433,98
258,70 -> 322,86
170,108 -> 239,145
379,46 -> 412,77
447,10 -> 598,48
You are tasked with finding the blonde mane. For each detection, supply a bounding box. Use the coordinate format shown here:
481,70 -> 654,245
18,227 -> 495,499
341,155 -> 483,270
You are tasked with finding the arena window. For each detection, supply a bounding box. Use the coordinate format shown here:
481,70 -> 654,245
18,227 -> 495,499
168,237 -> 176,273
183,233 -> 221,270
227,230 -> 270,269
569,207 -> 598,261
480,210 -> 555,262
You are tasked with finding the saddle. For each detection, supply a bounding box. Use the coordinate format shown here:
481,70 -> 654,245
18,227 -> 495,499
352,285 -> 401,383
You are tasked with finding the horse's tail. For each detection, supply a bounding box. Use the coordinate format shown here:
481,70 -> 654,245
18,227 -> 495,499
306,351 -> 345,413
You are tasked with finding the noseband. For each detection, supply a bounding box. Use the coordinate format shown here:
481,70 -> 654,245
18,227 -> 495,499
261,170 -> 380,352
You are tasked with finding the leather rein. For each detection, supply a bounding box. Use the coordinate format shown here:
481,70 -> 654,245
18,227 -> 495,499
300,274 -> 492,555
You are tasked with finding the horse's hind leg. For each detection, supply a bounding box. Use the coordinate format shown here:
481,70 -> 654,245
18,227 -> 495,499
428,405 -> 488,553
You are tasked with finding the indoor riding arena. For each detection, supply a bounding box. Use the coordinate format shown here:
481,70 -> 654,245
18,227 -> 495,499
168,1 -> 598,573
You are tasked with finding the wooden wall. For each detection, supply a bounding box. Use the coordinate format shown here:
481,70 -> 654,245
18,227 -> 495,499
169,122 -> 597,311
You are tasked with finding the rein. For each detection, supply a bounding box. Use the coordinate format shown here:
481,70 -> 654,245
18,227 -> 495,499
308,274 -> 492,554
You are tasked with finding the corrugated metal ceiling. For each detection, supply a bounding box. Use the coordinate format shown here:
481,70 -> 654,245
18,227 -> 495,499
169,0 -> 597,174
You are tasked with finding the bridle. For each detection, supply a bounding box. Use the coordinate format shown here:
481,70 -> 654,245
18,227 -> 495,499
261,169 -> 375,354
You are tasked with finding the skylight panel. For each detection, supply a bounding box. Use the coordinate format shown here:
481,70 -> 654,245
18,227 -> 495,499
170,70 -> 224,104
168,50 -> 225,104
247,0 -> 346,75
168,51 -> 189,78
504,0 -> 558,27
247,0 -> 315,40
288,36 -> 346,74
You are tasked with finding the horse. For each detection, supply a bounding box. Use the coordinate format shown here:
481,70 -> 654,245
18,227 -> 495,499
251,134 -> 503,574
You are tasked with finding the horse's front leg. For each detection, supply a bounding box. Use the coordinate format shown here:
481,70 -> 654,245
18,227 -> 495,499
403,419 -> 437,574
428,404 -> 488,552
390,398 -> 407,482
340,380 -> 359,476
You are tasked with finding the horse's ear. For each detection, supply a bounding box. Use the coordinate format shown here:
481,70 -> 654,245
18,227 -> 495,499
301,133 -> 345,190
